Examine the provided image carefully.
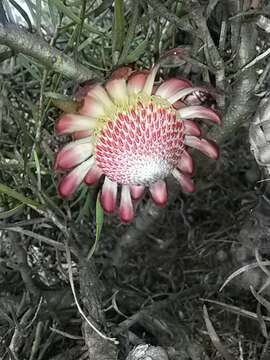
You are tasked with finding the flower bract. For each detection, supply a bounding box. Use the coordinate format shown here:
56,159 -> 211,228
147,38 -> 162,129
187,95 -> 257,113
55,51 -> 221,223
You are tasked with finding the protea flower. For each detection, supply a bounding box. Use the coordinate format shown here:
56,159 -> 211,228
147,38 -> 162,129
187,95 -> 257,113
55,51 -> 221,223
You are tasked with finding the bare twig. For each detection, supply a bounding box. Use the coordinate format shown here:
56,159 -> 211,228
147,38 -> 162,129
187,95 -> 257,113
9,232 -> 40,297
202,298 -> 270,323
219,260 -> 270,292
65,241 -> 117,344
9,308 -> 33,357
145,0 -> 197,36
0,23 -> 98,82
78,258 -> 119,359
6,226 -> 76,254
209,0 -> 260,142
203,305 -> 234,360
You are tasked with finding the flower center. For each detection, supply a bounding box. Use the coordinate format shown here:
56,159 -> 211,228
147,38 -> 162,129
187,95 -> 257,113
95,96 -> 185,185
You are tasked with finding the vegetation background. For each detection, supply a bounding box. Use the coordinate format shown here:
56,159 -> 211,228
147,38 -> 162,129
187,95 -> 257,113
0,0 -> 270,359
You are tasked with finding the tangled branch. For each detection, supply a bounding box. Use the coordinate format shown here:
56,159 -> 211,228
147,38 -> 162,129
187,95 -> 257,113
0,23 -> 97,82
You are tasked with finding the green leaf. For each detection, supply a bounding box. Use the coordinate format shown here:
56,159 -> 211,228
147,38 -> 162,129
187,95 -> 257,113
45,92 -> 80,112
118,1 -> 139,65
48,0 -> 60,30
0,184 -> 44,209
87,193 -> 104,260
33,150 -> 41,191
36,0 -> 42,34
18,55 -> 42,81
126,38 -> 149,63
112,0 -> 125,53
53,0 -> 105,37
0,204 -> 24,220
95,193 -> 104,243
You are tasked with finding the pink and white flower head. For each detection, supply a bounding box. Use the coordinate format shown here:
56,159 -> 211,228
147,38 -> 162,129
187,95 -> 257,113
55,49 -> 221,223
